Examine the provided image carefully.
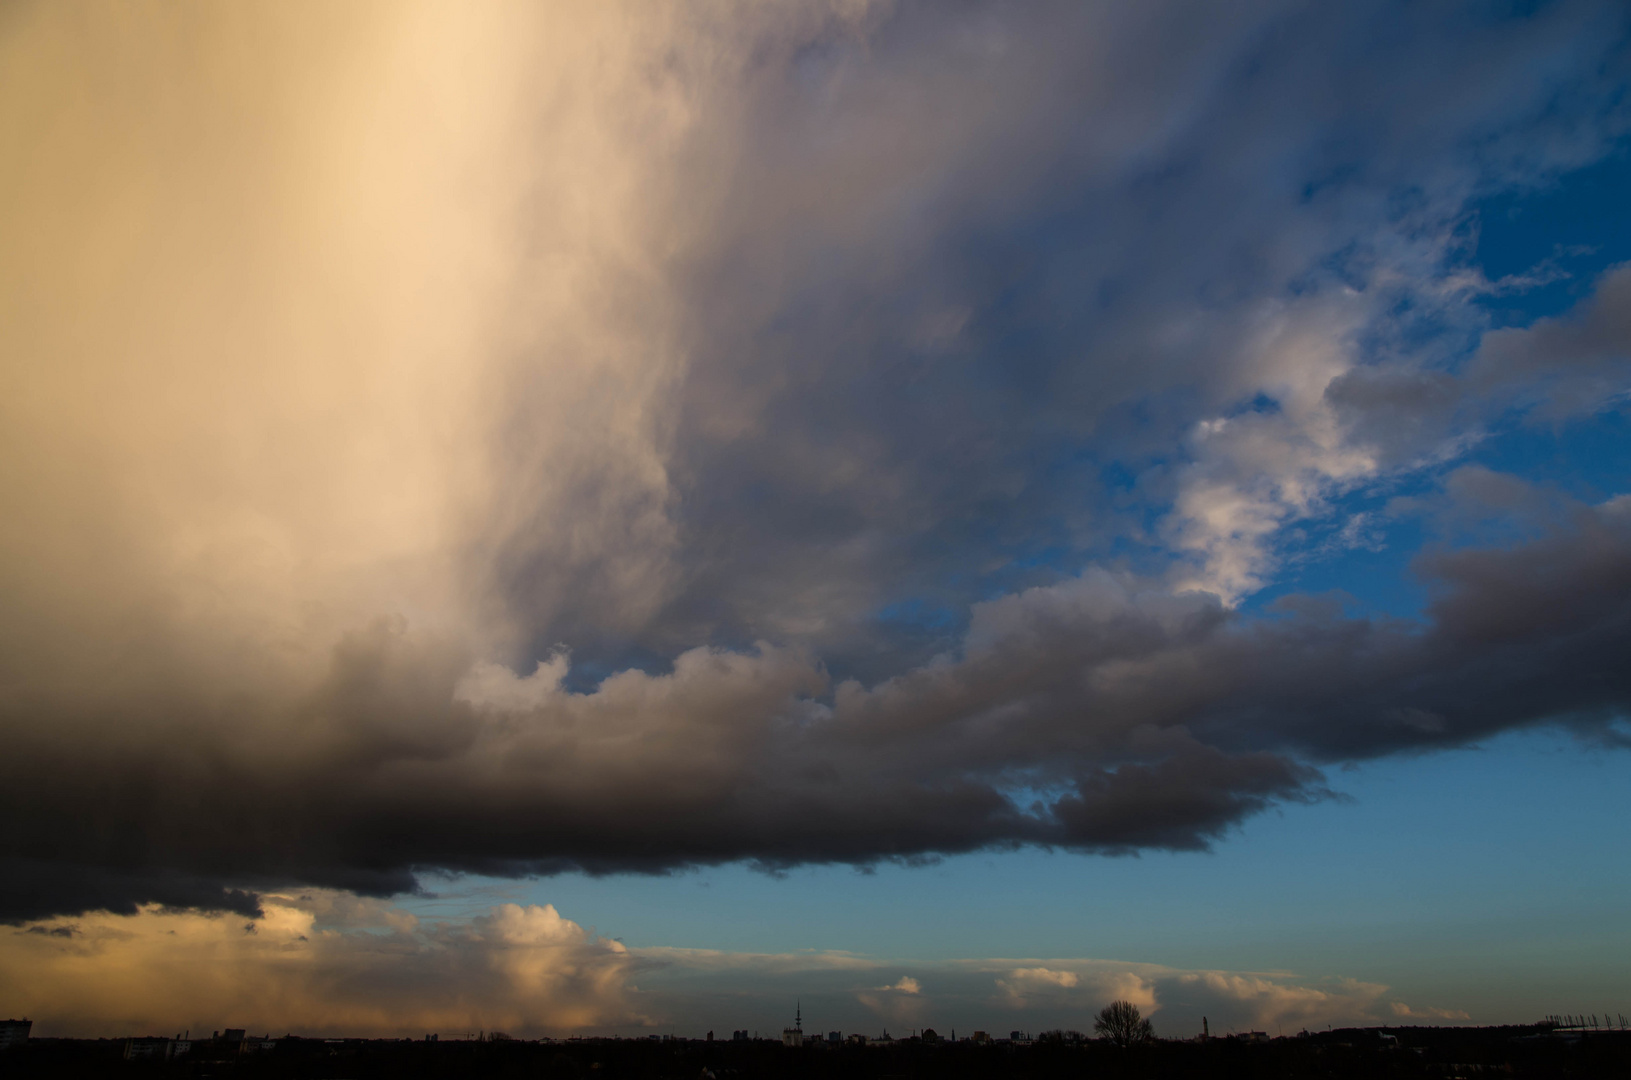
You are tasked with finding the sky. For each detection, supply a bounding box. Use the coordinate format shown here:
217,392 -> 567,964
2,0 -> 1630,1042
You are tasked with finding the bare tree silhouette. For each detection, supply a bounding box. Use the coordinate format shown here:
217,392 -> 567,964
1094,1000 -> 1154,1047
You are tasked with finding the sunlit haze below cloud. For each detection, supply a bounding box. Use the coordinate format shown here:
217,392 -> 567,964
2,0 -> 1629,1040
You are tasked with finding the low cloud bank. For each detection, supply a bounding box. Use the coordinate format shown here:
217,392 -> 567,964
1,896 -> 1465,1039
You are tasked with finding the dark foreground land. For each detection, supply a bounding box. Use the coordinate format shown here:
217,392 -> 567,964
3,1027 -> 1629,1080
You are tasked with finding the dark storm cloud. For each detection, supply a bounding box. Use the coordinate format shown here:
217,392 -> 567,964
5,499 -> 1629,920
4,1 -> 1631,921
0,865 -> 264,925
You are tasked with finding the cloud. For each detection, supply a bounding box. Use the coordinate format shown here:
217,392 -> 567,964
1170,972 -> 1406,1033
0,896 -> 643,1038
995,967 -> 1080,1007
1470,262 -> 1631,420
2,1 -> 1631,921
1390,1001 -> 1473,1021
856,973 -> 930,1025
0,898 -> 1486,1038
4,491 -> 1631,920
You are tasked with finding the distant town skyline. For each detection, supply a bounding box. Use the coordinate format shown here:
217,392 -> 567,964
2,0 -> 1629,1040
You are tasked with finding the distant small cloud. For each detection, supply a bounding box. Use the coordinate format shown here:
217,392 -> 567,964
856,974 -> 929,1024
995,966 -> 1081,1006
24,925 -> 77,938
1390,1001 -> 1472,1021
1173,971 -> 1412,1032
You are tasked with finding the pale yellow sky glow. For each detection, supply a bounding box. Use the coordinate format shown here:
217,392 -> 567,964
0,1 -> 705,681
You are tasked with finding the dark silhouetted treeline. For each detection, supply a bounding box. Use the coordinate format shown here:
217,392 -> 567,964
3,1025 -> 1630,1079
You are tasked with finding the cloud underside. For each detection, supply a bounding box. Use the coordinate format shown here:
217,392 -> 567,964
4,502 -> 1628,921
1,896 -> 1464,1038
2,0 -> 1630,920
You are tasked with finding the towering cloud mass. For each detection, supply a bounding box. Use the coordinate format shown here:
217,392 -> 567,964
2,0 -> 1630,923
2,898 -> 644,1037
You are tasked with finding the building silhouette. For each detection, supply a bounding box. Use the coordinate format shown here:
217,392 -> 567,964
0,1019 -> 31,1051
781,1003 -> 804,1047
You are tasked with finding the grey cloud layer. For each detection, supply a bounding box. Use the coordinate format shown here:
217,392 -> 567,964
2,1 -> 1630,919
639,0 -> 1631,638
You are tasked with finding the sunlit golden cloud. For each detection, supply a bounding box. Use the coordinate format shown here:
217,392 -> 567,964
1,896 -> 641,1037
